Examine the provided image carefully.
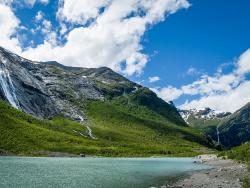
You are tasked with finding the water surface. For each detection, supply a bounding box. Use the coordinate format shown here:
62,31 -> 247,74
0,157 -> 210,188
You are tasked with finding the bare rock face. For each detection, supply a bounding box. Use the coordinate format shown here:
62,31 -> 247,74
0,47 -> 106,120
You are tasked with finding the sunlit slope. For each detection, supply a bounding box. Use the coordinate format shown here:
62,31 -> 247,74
0,100 -> 213,157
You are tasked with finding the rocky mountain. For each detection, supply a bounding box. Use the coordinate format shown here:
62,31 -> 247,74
179,105 -> 250,149
0,47 -> 166,120
0,46 -> 186,125
218,102 -> 250,148
178,108 -> 231,148
179,108 -> 231,125
0,46 -> 217,157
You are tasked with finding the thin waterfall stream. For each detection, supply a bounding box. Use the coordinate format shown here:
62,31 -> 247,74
216,126 -> 220,144
0,63 -> 20,109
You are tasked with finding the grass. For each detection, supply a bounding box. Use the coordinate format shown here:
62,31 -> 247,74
219,142 -> 250,171
218,143 -> 250,187
186,115 -> 222,137
241,177 -> 250,188
0,99 -> 214,157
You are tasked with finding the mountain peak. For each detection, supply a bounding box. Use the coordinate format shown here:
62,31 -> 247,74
0,47 -> 184,126
179,107 -> 231,125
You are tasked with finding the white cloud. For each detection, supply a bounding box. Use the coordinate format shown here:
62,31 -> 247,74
149,76 -> 160,83
39,0 -> 49,4
180,81 -> 250,112
0,3 -> 21,53
151,86 -> 182,102
57,0 -> 111,25
236,49 -> 250,75
0,0 -> 13,6
186,66 -> 203,76
22,0 -> 49,7
35,11 -> 44,22
19,0 -> 190,76
23,0 -> 36,7
59,23 -> 67,35
152,48 -> 250,112
41,19 -> 52,34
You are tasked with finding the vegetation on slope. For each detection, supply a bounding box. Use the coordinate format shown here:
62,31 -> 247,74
219,142 -> 250,170
218,102 -> 250,148
218,142 -> 250,187
186,116 -> 221,138
0,100 -> 213,157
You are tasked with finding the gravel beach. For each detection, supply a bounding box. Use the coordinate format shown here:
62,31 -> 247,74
165,155 -> 250,188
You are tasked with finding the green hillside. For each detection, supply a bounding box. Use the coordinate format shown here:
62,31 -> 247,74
219,102 -> 250,147
186,115 -> 221,137
219,142 -> 250,170
0,100 -> 213,157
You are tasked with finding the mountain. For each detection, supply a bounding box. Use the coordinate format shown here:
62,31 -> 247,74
218,102 -> 250,148
179,108 -> 231,125
0,47 -> 185,124
180,104 -> 250,149
179,108 -> 231,139
0,47 -> 213,156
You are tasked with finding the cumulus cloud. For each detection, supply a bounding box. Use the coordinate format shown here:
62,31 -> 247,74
149,76 -> 160,83
180,81 -> 250,113
0,2 -> 21,52
151,86 -> 182,102
236,49 -> 250,75
57,0 -> 111,24
18,0 -> 190,76
152,49 -> 250,112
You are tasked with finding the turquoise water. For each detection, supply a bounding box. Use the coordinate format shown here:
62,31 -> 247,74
0,157 -> 210,188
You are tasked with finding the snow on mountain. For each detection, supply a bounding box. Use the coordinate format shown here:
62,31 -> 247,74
178,107 -> 231,124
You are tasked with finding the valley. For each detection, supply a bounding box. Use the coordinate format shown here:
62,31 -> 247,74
0,47 -> 249,159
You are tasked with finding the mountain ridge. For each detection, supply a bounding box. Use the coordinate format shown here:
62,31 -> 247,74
0,46 -> 185,126
218,102 -> 250,148
0,46 -> 216,157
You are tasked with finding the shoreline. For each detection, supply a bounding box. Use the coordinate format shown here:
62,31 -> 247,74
1,154 -> 249,187
165,155 -> 250,188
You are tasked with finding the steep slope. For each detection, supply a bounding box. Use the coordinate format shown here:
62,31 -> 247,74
0,100 -> 212,156
219,142 -> 250,169
179,108 -> 231,143
0,46 -> 215,156
218,102 -> 250,148
0,46 -> 184,125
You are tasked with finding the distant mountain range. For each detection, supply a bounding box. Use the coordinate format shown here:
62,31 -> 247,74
179,108 -> 231,125
179,105 -> 250,148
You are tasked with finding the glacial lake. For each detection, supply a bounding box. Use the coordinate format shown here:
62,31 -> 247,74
0,157 -> 210,188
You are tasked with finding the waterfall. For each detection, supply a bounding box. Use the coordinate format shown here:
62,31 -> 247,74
0,64 -> 20,109
216,126 -> 220,144
78,115 -> 97,139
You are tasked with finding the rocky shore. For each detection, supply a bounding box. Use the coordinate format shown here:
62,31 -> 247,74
165,155 -> 250,188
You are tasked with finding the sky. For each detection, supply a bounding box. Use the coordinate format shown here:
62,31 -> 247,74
0,0 -> 250,112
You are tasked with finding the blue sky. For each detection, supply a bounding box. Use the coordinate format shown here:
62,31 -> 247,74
139,0 -> 250,105
0,0 -> 250,112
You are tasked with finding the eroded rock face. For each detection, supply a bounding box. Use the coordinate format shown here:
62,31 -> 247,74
0,47 -> 106,120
